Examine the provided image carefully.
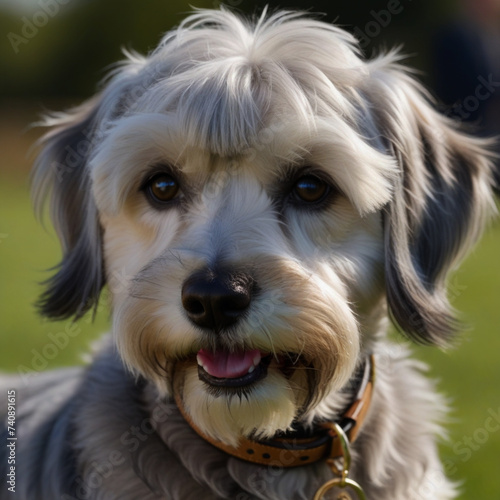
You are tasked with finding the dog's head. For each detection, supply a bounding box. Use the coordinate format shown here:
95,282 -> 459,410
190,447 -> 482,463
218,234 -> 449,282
32,10 -> 495,445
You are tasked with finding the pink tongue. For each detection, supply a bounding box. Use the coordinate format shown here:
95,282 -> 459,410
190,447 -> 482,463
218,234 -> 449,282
197,349 -> 261,379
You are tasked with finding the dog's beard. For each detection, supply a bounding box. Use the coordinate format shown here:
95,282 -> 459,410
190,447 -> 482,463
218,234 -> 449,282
175,363 -> 302,446
113,255 -> 360,445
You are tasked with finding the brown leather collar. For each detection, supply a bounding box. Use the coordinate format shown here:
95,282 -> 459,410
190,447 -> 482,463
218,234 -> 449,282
175,355 -> 375,468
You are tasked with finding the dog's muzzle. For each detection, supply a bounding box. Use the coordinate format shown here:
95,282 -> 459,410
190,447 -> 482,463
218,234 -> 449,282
181,268 -> 270,388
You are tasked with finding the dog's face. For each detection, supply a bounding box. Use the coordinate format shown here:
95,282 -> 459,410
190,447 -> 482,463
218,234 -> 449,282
33,10 -> 494,446
93,115 -> 391,444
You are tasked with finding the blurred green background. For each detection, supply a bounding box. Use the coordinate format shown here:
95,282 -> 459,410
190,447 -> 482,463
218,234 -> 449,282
0,0 -> 499,498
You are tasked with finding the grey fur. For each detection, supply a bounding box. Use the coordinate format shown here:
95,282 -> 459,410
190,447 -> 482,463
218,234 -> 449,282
32,99 -> 106,320
0,339 -> 454,499
381,123 -> 494,345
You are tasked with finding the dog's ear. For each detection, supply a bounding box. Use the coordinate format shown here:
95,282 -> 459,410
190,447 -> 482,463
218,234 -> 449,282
32,96 -> 106,320
366,59 -> 496,346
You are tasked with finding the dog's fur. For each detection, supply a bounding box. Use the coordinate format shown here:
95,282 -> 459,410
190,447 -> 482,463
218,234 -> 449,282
1,9 -> 496,500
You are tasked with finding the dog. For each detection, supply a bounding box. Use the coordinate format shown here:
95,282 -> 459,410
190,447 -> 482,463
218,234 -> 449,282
1,8 -> 496,500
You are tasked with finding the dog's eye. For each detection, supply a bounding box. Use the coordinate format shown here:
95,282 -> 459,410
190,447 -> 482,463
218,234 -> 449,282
292,175 -> 329,204
145,173 -> 180,205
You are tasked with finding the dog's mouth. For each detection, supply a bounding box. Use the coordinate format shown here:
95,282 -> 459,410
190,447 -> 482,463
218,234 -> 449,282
196,349 -> 276,389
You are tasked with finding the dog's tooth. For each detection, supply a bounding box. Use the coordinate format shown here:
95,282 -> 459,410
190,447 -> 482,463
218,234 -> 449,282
248,365 -> 255,374
196,354 -> 203,367
253,354 -> 261,366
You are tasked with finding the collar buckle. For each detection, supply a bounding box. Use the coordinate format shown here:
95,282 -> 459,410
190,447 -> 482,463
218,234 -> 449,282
313,422 -> 367,500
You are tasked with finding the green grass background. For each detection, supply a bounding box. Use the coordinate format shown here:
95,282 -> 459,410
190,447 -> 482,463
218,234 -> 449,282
0,107 -> 499,498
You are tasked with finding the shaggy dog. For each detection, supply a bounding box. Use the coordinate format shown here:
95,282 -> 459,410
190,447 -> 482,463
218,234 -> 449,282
0,9 -> 496,500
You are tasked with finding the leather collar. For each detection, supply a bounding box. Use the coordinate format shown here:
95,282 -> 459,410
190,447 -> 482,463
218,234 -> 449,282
175,355 -> 375,468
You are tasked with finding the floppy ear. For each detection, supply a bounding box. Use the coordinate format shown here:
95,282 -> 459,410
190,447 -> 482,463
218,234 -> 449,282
32,96 -> 106,320
366,58 -> 496,346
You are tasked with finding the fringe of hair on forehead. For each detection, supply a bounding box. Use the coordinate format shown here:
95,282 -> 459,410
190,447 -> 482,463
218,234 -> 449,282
99,8 -> 370,156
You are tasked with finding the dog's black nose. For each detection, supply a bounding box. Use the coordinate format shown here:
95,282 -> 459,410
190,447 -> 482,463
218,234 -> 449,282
181,269 -> 253,331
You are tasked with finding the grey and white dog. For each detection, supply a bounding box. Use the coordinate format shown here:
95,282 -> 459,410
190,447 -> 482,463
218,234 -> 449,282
1,9 -> 496,500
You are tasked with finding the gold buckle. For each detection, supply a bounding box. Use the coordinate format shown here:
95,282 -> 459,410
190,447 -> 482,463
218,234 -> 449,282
313,423 -> 367,500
